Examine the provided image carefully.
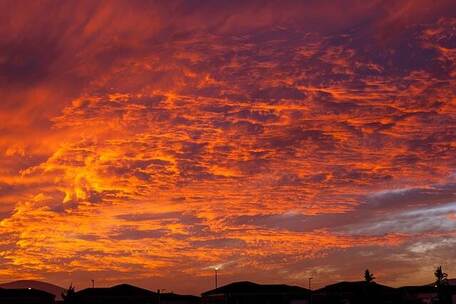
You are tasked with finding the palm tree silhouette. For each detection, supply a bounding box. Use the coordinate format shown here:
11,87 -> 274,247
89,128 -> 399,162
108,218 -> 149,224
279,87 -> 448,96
434,266 -> 450,304
364,269 -> 375,283
62,284 -> 77,304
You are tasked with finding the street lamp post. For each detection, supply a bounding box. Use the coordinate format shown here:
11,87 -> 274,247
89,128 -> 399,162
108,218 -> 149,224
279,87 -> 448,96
214,268 -> 219,288
309,277 -> 313,304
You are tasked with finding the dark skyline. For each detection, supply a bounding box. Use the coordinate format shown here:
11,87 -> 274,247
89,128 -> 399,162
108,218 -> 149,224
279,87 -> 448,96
0,0 -> 455,295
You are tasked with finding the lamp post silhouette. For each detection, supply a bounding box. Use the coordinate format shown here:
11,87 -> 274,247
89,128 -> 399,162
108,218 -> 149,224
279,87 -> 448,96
157,289 -> 165,304
309,277 -> 313,304
214,267 -> 219,288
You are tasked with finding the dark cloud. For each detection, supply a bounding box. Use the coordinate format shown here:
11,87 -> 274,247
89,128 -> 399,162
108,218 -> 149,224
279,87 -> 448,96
365,184 -> 456,211
191,238 -> 247,249
111,227 -> 169,240
228,182 -> 456,235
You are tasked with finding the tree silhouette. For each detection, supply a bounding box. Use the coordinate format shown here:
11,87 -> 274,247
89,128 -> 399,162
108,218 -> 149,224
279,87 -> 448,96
62,284 -> 77,304
364,269 -> 375,283
434,266 -> 450,304
434,266 -> 448,287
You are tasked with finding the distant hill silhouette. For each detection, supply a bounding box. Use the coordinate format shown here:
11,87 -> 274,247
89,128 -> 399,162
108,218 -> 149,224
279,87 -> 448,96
0,280 -> 65,301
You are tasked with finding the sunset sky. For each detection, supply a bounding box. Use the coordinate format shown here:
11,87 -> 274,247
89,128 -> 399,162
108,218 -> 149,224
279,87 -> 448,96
0,0 -> 456,295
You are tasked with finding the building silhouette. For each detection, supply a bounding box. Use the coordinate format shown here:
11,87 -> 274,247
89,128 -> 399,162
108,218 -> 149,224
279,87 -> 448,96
201,281 -> 310,304
73,284 -> 158,304
312,281 -> 399,304
159,292 -> 200,304
2,277 -> 455,304
69,284 -> 200,304
0,287 -> 55,304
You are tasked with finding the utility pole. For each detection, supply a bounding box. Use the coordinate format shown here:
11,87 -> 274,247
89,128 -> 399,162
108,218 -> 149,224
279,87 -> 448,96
91,280 -> 95,288
309,277 -> 313,304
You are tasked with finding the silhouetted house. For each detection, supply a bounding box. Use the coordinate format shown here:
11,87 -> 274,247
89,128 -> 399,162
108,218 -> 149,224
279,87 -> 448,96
159,292 -> 200,304
74,284 -> 159,304
399,283 -> 456,304
312,281 -> 399,304
201,281 -> 310,304
398,285 -> 438,304
399,284 -> 456,304
451,280 -> 456,304
0,287 -> 55,304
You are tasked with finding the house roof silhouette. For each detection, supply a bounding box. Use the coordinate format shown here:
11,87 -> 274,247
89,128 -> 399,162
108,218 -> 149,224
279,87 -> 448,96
74,284 -> 202,304
316,281 -> 396,293
76,284 -> 157,297
0,287 -> 55,298
0,280 -> 64,301
202,281 -> 310,296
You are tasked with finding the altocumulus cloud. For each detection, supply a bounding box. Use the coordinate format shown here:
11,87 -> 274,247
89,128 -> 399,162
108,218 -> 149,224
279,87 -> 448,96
0,0 -> 455,294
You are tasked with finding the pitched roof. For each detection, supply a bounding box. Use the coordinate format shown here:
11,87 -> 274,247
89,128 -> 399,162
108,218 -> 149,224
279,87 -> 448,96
76,284 -> 157,297
202,281 -> 310,296
0,280 -> 64,300
316,281 -> 396,293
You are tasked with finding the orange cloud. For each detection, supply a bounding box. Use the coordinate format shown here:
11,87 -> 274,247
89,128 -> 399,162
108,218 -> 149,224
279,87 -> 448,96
0,0 -> 455,295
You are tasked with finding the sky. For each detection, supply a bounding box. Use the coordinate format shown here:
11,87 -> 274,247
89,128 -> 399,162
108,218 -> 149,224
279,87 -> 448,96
0,0 -> 455,295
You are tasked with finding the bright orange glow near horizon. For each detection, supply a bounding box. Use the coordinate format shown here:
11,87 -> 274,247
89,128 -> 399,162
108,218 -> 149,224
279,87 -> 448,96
0,0 -> 455,295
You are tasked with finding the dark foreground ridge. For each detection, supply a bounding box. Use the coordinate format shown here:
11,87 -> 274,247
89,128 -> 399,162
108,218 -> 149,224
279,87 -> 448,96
0,279 -> 455,304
